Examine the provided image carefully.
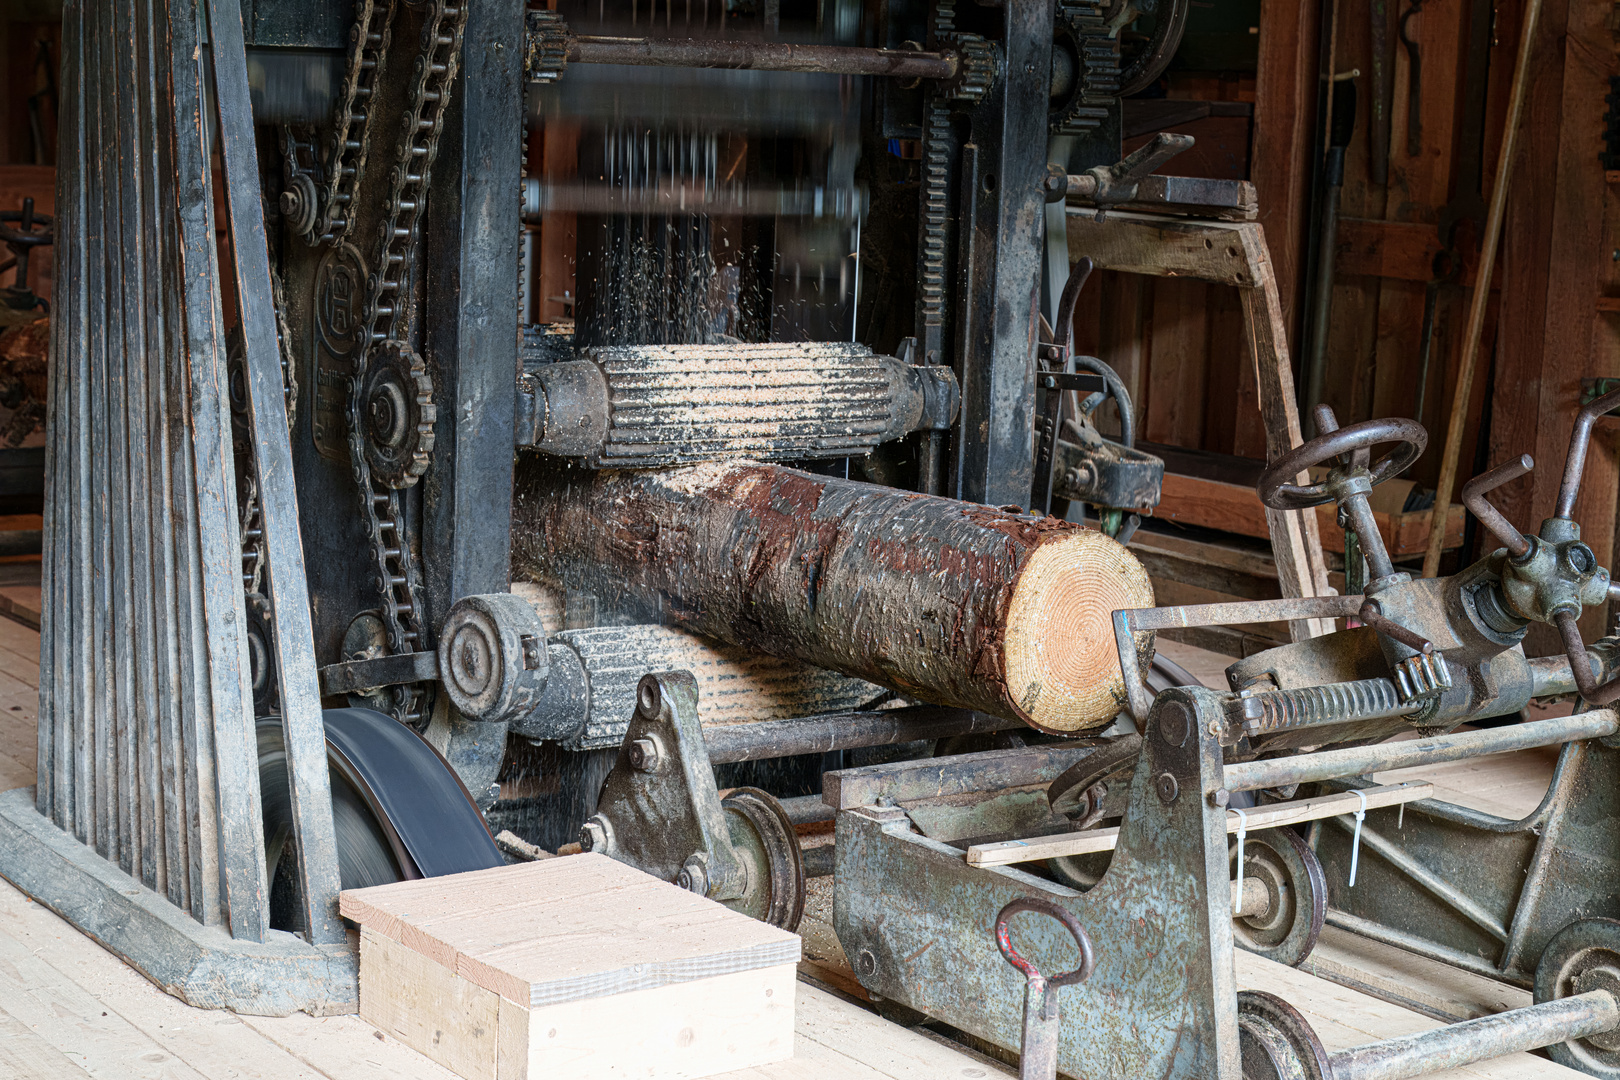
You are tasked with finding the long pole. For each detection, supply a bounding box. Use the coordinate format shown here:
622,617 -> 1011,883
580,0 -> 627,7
1421,0 -> 1543,578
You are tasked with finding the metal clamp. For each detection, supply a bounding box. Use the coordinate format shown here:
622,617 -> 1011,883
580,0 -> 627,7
995,897 -> 1096,1080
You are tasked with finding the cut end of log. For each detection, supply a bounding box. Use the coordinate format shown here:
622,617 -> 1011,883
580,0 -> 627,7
1003,530 -> 1155,733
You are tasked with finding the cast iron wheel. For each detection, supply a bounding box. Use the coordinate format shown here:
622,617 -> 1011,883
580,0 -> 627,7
721,787 -> 805,932
258,721 -> 407,934
1534,917 -> 1620,1076
1230,828 -> 1327,968
1236,990 -> 1331,1080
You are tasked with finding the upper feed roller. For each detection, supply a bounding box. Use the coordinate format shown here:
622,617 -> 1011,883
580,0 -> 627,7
514,342 -> 959,468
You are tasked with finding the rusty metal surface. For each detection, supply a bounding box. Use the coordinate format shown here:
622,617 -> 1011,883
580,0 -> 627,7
1317,733 -> 1620,988
1328,990 -> 1619,1080
833,687 -> 1244,1079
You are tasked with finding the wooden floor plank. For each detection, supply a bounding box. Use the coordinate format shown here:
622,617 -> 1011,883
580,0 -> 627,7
0,878 -> 456,1080
236,1013 -> 462,1080
0,749 -> 32,792
0,917 -> 211,1079
0,1006 -> 96,1079
1377,744 -> 1559,820
1302,925 -> 1532,1023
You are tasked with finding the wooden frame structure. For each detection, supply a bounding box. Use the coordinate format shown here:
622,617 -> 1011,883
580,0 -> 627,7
1067,209 -> 1335,640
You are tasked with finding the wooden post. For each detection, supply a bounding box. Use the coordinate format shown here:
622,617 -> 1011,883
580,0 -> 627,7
1420,0 -> 1543,579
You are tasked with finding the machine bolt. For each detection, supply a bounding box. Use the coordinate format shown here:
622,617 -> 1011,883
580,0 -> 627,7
1155,772 -> 1179,804
677,853 -> 710,896
857,949 -> 878,977
579,817 -> 609,853
628,737 -> 662,772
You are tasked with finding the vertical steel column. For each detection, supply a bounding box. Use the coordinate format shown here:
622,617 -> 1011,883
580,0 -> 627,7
422,0 -> 524,630
204,0 -> 345,945
952,0 -> 1053,508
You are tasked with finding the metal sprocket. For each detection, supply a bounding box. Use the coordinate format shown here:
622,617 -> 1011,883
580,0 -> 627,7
361,341 -> 436,488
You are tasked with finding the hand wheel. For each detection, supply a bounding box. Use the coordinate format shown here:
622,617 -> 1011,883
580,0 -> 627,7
1257,409 -> 1427,511
0,204 -> 53,250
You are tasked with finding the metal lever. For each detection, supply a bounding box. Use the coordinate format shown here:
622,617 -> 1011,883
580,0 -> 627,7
1556,611 -> 1620,706
1461,454 -> 1534,557
1060,132 -> 1196,219
1558,386 -> 1620,518
995,897 -> 1096,1080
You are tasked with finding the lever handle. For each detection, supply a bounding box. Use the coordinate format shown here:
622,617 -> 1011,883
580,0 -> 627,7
995,897 -> 1095,1080
1461,454 -> 1534,558
1556,610 -> 1620,706
1558,387 -> 1620,518
1110,132 -> 1195,184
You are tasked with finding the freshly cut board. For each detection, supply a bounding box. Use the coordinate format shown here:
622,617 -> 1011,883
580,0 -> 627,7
341,854 -> 801,1080
514,460 -> 1155,732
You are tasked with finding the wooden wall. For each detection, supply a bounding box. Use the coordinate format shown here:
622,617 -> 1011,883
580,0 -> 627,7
1091,0 -> 1620,645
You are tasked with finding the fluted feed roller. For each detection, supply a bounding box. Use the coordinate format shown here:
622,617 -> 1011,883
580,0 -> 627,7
514,342 -> 960,468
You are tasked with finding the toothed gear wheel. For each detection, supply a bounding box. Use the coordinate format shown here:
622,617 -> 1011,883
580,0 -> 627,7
938,32 -> 998,103
1051,0 -> 1121,135
525,9 -> 572,83
362,342 -> 436,488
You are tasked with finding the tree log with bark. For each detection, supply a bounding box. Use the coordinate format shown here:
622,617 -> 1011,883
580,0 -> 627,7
513,460 -> 1154,733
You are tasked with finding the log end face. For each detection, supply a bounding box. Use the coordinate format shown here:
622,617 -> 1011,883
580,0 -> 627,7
1002,530 -> 1155,734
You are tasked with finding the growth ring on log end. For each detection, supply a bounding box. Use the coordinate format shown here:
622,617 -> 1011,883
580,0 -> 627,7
1003,529 -> 1155,733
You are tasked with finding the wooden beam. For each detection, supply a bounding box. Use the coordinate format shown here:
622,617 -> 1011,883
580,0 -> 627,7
966,782 -> 1435,866
1155,472 -> 1466,556
1068,211 -> 1334,640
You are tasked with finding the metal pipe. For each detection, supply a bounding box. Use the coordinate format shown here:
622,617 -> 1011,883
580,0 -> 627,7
1557,387 -> 1620,518
1530,653 -> 1581,698
565,36 -> 959,80
778,794 -> 835,825
1221,711 -> 1618,793
521,177 -> 863,221
1328,990 -> 1619,1080
703,706 -> 1011,765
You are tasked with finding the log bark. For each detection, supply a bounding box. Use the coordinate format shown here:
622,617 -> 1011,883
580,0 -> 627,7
513,461 -> 1154,733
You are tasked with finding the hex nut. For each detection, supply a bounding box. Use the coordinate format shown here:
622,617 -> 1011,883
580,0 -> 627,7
677,853 -> 710,896
579,817 -> 609,853
628,737 -> 662,772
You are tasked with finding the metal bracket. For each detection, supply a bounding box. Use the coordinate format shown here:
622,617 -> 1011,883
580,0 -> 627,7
319,650 -> 440,696
583,671 -> 749,901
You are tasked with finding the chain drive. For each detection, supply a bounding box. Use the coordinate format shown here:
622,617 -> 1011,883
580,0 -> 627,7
310,0 -> 395,246
336,0 -> 469,724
